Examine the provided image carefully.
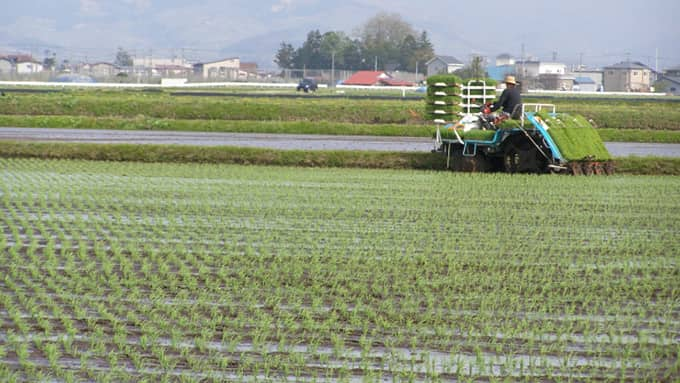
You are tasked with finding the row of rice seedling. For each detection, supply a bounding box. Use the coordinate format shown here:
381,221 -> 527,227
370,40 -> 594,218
1,158 -> 679,381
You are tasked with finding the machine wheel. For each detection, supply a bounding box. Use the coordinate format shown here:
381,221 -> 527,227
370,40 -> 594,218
501,136 -> 549,174
582,162 -> 594,175
503,145 -> 521,173
604,162 -> 615,175
448,145 -> 494,172
567,162 -> 583,175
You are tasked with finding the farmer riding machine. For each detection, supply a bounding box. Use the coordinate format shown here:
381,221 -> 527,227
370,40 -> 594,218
428,75 -> 614,174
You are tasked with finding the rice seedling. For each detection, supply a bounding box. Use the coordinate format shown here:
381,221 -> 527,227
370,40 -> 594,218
0,157 -> 678,381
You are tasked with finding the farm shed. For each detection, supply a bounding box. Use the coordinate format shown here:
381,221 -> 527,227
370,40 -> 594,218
193,57 -> 240,79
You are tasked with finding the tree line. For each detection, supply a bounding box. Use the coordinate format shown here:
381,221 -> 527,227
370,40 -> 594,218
275,12 -> 434,73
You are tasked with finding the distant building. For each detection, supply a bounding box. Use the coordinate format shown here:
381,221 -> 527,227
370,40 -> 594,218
16,59 -> 43,74
82,62 -> 119,77
603,61 -> 652,92
425,55 -> 464,76
342,71 -> 414,86
571,70 -> 604,90
495,53 -> 515,66
132,57 -> 191,78
239,62 -> 258,79
573,77 -> 598,92
516,61 -> 566,78
539,74 -> 575,91
657,65 -> 680,95
0,58 -> 12,74
193,57 -> 240,79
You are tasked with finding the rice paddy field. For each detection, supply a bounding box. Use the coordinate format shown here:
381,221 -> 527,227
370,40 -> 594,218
1,157 -> 679,382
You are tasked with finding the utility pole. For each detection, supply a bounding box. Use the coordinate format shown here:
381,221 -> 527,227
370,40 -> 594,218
374,56 -> 377,71
655,48 -> 659,73
331,51 -> 335,88
519,43 -> 525,88
415,61 -> 419,83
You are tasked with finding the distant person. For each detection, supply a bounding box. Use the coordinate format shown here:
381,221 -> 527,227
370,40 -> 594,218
487,75 -> 522,119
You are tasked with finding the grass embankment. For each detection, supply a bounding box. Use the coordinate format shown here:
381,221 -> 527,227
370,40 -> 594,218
2,140 -> 678,175
0,115 -> 432,137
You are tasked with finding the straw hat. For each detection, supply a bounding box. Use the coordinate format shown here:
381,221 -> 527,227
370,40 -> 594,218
504,75 -> 517,85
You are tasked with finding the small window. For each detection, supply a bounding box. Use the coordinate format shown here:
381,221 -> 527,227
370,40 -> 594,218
633,71 -> 638,75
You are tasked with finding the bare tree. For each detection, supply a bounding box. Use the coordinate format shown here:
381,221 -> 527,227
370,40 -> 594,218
356,12 -> 416,48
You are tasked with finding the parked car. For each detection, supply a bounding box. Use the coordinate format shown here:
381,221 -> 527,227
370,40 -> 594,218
296,78 -> 318,93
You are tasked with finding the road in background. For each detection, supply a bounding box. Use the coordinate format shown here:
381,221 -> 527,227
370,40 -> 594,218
1,127 -> 679,157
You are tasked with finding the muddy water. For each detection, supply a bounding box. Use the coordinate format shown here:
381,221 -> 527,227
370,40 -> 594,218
1,127 -> 680,156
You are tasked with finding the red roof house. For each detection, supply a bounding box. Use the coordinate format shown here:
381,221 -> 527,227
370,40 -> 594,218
342,70 -> 414,86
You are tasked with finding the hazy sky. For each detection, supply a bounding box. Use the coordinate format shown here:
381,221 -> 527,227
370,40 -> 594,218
1,0 -> 679,69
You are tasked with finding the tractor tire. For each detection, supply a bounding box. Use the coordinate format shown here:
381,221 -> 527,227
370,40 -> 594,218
503,144 -> 521,173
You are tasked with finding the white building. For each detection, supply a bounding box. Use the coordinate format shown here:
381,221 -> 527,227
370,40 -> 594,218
16,60 -> 43,74
496,53 -> 515,66
193,57 -> 240,79
516,61 -> 566,78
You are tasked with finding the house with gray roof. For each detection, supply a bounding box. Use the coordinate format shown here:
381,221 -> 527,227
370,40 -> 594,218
657,65 -> 680,95
425,55 -> 463,76
603,61 -> 652,92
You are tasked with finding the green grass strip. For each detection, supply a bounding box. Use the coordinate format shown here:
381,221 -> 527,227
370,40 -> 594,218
595,128 -> 680,143
1,140 -> 678,174
0,115 -> 433,137
0,92 -> 422,124
0,140 -> 445,169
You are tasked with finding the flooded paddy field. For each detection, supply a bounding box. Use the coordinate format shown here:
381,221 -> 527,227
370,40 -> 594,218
1,158 -> 678,382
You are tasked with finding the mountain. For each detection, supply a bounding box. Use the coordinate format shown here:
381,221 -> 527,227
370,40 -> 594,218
0,0 -> 678,70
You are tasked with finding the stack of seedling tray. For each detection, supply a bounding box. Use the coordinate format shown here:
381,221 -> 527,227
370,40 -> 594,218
425,74 -> 462,123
